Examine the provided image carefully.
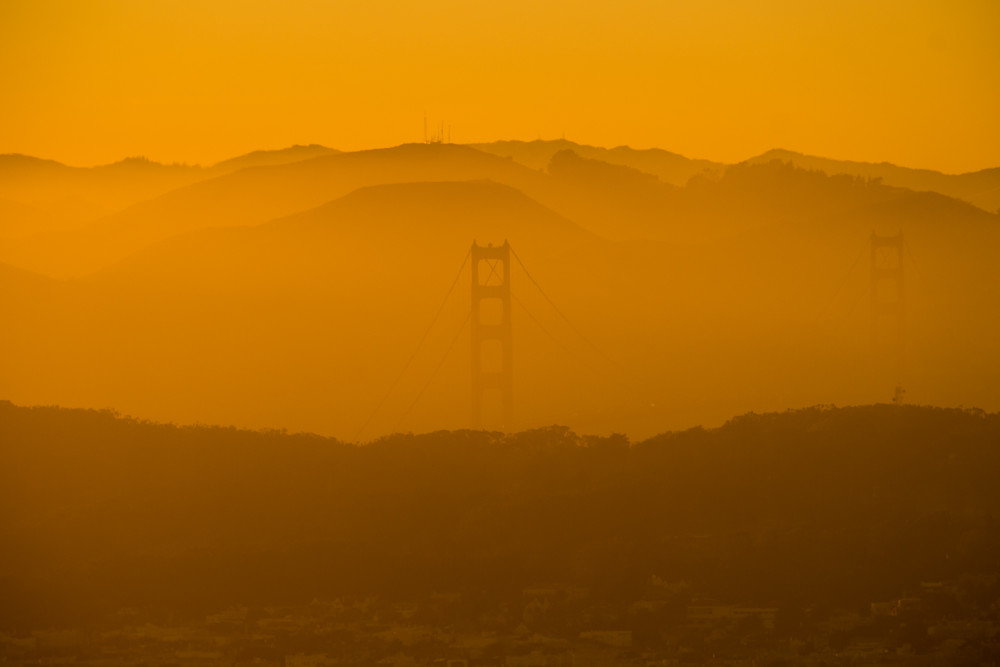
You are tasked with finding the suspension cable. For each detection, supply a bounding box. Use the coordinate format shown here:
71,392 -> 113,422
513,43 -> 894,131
509,245 -> 615,366
511,291 -> 606,378
352,247 -> 471,441
393,311 -> 471,433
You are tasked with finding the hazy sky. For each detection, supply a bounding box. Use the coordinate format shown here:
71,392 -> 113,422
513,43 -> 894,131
2,0 -> 997,172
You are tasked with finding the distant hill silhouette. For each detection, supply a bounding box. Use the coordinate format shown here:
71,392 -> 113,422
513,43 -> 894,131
744,149 -> 1000,215
0,179 -> 630,438
0,144 -> 557,277
2,400 -> 998,628
206,143 -> 340,174
542,149 -> 683,241
262,179 -> 602,261
2,156 -> 998,439
0,146 -> 342,246
0,147 -> 342,211
95,180 -> 612,293
0,197 -> 59,240
0,153 -> 73,179
468,139 -> 724,186
0,153 -> 204,215
0,262 -> 59,300
9,143 -> 997,278
4,142 -> 995,258
682,159 -> 997,231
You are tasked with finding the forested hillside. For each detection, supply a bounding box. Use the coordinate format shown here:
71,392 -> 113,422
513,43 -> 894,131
3,401 -> 998,629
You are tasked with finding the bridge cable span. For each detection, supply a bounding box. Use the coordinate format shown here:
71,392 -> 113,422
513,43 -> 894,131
510,290 -> 606,379
393,311 -> 471,433
352,247 -> 471,442
508,246 -> 615,367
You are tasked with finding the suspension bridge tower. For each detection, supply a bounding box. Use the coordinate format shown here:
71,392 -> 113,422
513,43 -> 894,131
470,241 -> 513,430
870,231 -> 905,393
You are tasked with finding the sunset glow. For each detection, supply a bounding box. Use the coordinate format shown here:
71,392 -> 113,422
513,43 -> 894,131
3,2 -> 1000,658
2,0 -> 998,172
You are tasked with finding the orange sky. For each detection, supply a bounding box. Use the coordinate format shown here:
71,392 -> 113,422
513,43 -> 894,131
1,0 -> 997,173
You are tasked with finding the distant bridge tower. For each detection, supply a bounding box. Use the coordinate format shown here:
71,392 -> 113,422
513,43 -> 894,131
471,241 -> 513,430
870,231 -> 905,389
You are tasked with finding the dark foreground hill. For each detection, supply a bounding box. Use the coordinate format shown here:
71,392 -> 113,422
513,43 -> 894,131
2,401 -> 999,630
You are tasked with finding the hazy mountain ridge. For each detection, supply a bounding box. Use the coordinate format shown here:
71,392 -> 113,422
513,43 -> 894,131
0,145 -> 342,243
470,140 -> 1000,217
9,141 -> 994,278
539,149 -> 684,242
0,261 -> 60,295
468,139 -> 724,186
5,141 -> 994,228
206,143 -> 340,174
0,144 -> 341,182
0,154 -> 74,178
3,141 -> 995,278
0,179 -> 631,439
93,180 -> 609,288
542,152 -> 999,244
2,152 -> 998,439
0,198 -> 52,240
745,148 -> 1000,214
1,143 -> 998,439
682,160 -> 987,230
0,153 -> 203,210
0,144 -> 557,278
262,180 -> 599,249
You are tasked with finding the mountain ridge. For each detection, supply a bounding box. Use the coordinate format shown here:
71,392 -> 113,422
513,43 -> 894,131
744,148 -> 1000,214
